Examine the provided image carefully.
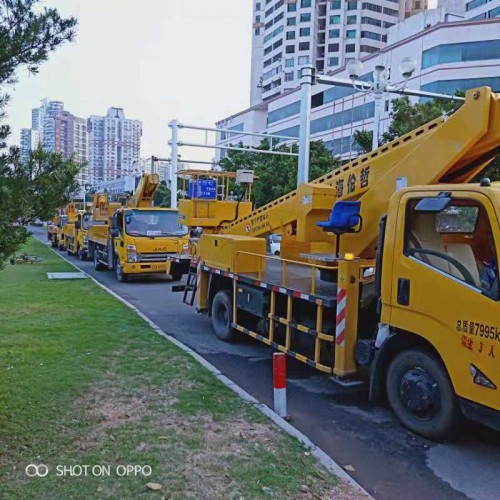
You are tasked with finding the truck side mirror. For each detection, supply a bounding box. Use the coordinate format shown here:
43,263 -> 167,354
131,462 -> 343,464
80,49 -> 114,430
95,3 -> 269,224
110,228 -> 119,238
111,215 -> 119,230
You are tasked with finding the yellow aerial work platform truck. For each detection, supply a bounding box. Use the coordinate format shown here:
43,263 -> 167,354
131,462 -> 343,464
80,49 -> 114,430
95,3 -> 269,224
88,173 -> 189,282
173,88 -> 500,440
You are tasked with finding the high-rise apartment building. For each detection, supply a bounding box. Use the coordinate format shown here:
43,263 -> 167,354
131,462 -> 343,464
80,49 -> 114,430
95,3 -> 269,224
20,128 -> 39,164
20,99 -> 89,184
218,3 -> 500,160
404,0 -> 428,18
251,0 -> 417,104
87,108 -> 142,183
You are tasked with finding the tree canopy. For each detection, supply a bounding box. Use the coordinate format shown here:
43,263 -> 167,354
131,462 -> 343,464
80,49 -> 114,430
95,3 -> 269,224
0,0 -> 78,267
219,140 -> 339,207
353,94 -> 499,181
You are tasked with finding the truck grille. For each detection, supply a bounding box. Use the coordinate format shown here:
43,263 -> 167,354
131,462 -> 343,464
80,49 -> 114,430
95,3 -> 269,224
138,253 -> 170,262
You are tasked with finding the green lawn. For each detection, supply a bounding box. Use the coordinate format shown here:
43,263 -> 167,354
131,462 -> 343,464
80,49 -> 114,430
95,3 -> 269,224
0,238 -> 346,499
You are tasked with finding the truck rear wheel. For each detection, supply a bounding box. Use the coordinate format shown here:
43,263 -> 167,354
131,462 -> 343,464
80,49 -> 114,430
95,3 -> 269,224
211,290 -> 236,342
78,248 -> 86,261
116,261 -> 129,282
386,349 -> 459,441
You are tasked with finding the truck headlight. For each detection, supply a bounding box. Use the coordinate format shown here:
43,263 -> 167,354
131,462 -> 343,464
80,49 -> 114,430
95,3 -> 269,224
127,244 -> 139,262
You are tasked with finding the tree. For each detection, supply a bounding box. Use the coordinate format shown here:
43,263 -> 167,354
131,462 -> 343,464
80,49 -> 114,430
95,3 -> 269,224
219,140 -> 340,207
353,94 -> 499,181
154,181 -> 171,207
0,0 -> 77,267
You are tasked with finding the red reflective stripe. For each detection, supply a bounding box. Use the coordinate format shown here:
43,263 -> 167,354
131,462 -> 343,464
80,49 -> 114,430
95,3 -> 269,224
336,307 -> 346,326
273,353 -> 286,389
337,288 -> 346,302
336,331 -> 345,345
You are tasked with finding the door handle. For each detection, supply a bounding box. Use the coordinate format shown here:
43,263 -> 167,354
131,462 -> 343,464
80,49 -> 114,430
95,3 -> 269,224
397,278 -> 410,306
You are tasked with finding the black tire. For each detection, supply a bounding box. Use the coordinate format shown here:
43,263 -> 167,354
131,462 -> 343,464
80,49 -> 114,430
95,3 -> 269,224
78,248 -> 87,261
51,239 -> 57,248
211,290 -> 236,342
116,261 -> 129,282
386,349 -> 459,441
170,271 -> 183,282
94,250 -> 104,271
274,251 -> 280,256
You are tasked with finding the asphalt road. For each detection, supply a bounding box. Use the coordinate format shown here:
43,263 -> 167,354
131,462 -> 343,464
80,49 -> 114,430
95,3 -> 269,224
32,226 -> 500,500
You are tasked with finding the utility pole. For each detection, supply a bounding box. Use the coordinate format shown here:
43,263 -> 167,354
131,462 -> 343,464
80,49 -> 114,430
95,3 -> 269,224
297,66 -> 314,186
168,120 -> 179,209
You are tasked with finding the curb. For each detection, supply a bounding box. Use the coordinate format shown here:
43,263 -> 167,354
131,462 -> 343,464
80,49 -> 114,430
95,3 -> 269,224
40,235 -> 372,498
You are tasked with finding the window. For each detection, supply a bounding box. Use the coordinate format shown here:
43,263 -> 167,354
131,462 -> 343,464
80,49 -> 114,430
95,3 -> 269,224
285,72 -> 294,82
345,43 -> 356,53
330,0 -> 341,8
421,76 -> 500,95
300,27 -> 310,36
299,42 -> 310,50
256,2 -> 261,10
328,43 -> 339,52
298,55 -> 310,64
285,57 -> 295,67
422,40 -> 500,69
330,15 -> 341,24
346,29 -> 356,38
328,57 -> 339,66
347,15 -> 357,24
362,2 -> 382,13
286,31 -> 296,40
361,30 -> 381,41
288,3 -> 297,12
347,1 -> 357,9
383,7 -> 399,16
329,29 -> 340,38
360,45 -> 379,54
301,0 -> 312,7
404,198 -> 499,299
466,0 -> 489,11
300,13 -> 311,22
286,45 -> 296,53
361,16 -> 381,27
287,17 -> 297,25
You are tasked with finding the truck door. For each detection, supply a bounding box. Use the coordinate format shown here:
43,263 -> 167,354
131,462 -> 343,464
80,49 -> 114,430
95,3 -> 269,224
389,190 -> 499,412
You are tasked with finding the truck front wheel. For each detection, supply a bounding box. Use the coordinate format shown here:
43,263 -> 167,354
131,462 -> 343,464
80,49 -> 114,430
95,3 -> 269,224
116,261 -> 129,282
211,290 -> 236,342
386,349 -> 459,441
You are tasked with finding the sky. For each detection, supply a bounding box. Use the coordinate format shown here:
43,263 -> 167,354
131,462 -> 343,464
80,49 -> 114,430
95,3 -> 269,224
7,0 -> 254,161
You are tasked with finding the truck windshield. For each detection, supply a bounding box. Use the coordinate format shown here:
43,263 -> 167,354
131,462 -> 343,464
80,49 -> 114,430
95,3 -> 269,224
59,216 -> 68,227
82,214 -> 91,230
125,210 -> 187,237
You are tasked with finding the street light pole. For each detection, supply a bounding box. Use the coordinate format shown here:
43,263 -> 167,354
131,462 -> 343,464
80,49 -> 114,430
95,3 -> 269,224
168,120 -> 179,209
298,66 -> 314,186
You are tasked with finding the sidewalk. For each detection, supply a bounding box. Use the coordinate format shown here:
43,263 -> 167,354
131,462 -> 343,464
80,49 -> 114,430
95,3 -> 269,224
0,238 -> 368,499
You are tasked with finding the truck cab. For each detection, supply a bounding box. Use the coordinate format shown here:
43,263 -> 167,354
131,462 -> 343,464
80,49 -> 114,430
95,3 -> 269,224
373,183 -> 499,438
109,207 -> 188,281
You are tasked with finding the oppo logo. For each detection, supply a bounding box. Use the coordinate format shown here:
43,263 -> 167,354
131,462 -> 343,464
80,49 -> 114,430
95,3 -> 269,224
25,464 -> 49,477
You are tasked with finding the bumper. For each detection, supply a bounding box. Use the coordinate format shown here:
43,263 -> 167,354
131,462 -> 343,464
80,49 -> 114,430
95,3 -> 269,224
122,262 -> 167,274
459,398 -> 500,432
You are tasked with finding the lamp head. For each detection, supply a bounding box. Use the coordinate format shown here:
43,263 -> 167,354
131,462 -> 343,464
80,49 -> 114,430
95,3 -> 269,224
346,59 -> 363,80
399,56 -> 417,78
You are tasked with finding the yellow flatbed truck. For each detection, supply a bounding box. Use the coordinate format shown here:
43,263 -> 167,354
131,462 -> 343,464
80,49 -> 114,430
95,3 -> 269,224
88,173 -> 189,282
175,88 -> 500,440
65,209 -> 91,260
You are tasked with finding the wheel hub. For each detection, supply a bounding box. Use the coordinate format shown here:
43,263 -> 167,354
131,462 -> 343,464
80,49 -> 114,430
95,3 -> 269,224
399,368 -> 440,420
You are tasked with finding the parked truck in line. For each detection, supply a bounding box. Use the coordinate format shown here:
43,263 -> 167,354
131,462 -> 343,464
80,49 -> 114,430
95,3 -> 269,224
64,209 -> 92,260
87,173 -> 189,282
170,87 -> 500,440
